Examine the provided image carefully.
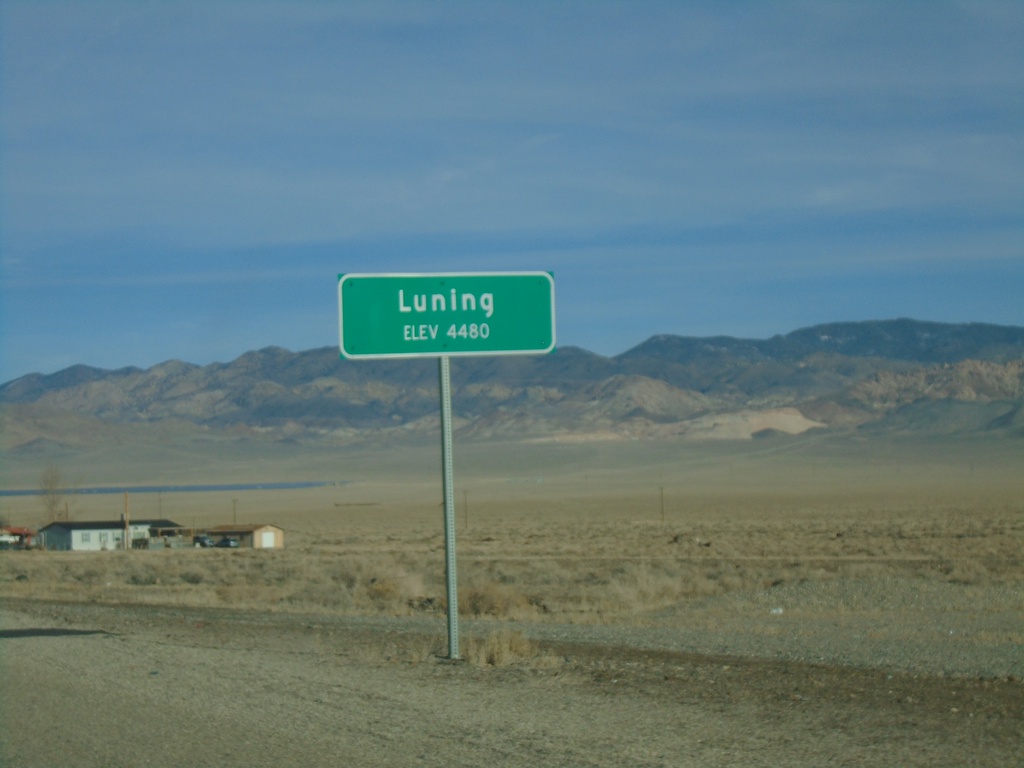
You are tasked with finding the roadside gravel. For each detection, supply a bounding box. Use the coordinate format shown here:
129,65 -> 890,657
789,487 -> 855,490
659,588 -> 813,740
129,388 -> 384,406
2,585 -> 1021,768
5,576 -> 1019,679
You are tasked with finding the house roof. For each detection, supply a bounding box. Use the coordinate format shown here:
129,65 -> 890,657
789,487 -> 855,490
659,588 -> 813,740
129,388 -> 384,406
0,527 -> 36,536
39,519 -> 183,532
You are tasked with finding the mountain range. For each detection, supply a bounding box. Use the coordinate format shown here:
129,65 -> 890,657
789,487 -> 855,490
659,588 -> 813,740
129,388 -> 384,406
2,319 -> 1022,453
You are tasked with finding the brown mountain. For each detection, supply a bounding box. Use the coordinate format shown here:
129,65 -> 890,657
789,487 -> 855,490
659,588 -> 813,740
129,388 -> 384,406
2,320 -> 1022,453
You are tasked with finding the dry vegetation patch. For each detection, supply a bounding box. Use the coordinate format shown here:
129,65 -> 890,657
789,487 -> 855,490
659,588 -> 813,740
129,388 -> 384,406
4,496 -> 1021,631
462,628 -> 558,667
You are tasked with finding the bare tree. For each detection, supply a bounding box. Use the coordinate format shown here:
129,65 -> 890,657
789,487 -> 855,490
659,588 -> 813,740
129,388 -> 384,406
39,463 -> 70,521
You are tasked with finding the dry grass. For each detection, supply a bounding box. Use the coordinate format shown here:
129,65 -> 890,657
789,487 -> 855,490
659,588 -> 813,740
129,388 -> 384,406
462,629 -> 557,667
3,496 -> 1021,625
2,435 -> 1022,626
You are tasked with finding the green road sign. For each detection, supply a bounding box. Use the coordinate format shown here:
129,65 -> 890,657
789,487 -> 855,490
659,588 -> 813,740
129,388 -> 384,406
338,272 -> 556,359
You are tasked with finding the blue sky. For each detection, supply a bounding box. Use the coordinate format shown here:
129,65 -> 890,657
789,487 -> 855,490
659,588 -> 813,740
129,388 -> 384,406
2,1 -> 1021,381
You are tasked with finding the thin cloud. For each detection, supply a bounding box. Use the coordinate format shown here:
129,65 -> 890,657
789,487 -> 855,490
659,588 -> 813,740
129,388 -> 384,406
1,1 -> 1021,379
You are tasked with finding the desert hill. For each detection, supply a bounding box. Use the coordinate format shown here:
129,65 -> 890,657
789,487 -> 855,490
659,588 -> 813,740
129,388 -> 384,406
1,319 -> 1022,453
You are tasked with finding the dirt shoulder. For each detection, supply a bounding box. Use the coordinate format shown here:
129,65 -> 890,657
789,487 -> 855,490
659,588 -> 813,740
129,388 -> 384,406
2,599 -> 1020,768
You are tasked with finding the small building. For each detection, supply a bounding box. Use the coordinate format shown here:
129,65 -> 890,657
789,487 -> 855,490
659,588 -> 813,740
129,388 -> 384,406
0,526 -> 37,549
207,524 -> 284,549
38,519 -> 184,551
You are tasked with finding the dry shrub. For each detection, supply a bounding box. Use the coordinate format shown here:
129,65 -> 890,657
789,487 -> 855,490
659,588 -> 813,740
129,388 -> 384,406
464,629 -> 536,667
178,570 -> 205,585
460,582 -> 532,618
272,558 -> 431,614
358,570 -> 428,612
127,569 -> 159,586
607,561 -> 688,608
940,558 -> 991,585
685,566 -> 740,597
75,562 -> 116,585
283,583 -> 357,611
365,577 -> 399,602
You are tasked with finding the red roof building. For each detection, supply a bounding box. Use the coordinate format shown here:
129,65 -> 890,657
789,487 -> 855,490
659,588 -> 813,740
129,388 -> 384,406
0,527 -> 37,548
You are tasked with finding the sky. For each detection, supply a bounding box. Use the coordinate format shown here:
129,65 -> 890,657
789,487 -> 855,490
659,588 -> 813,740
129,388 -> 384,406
1,1 -> 1022,382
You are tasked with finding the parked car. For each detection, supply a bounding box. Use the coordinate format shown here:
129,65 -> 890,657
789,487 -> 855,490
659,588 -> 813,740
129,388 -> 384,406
215,536 -> 240,548
193,535 -> 216,548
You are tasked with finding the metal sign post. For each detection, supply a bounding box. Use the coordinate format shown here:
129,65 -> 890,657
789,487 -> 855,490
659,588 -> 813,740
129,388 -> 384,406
438,355 -> 459,658
338,272 -> 555,660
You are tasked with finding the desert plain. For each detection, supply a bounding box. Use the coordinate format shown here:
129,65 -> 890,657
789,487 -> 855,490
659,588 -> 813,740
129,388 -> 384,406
1,431 -> 1022,766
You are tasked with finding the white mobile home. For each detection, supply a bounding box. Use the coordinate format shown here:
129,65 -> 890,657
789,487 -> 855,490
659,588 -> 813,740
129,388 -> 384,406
39,519 -> 183,551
